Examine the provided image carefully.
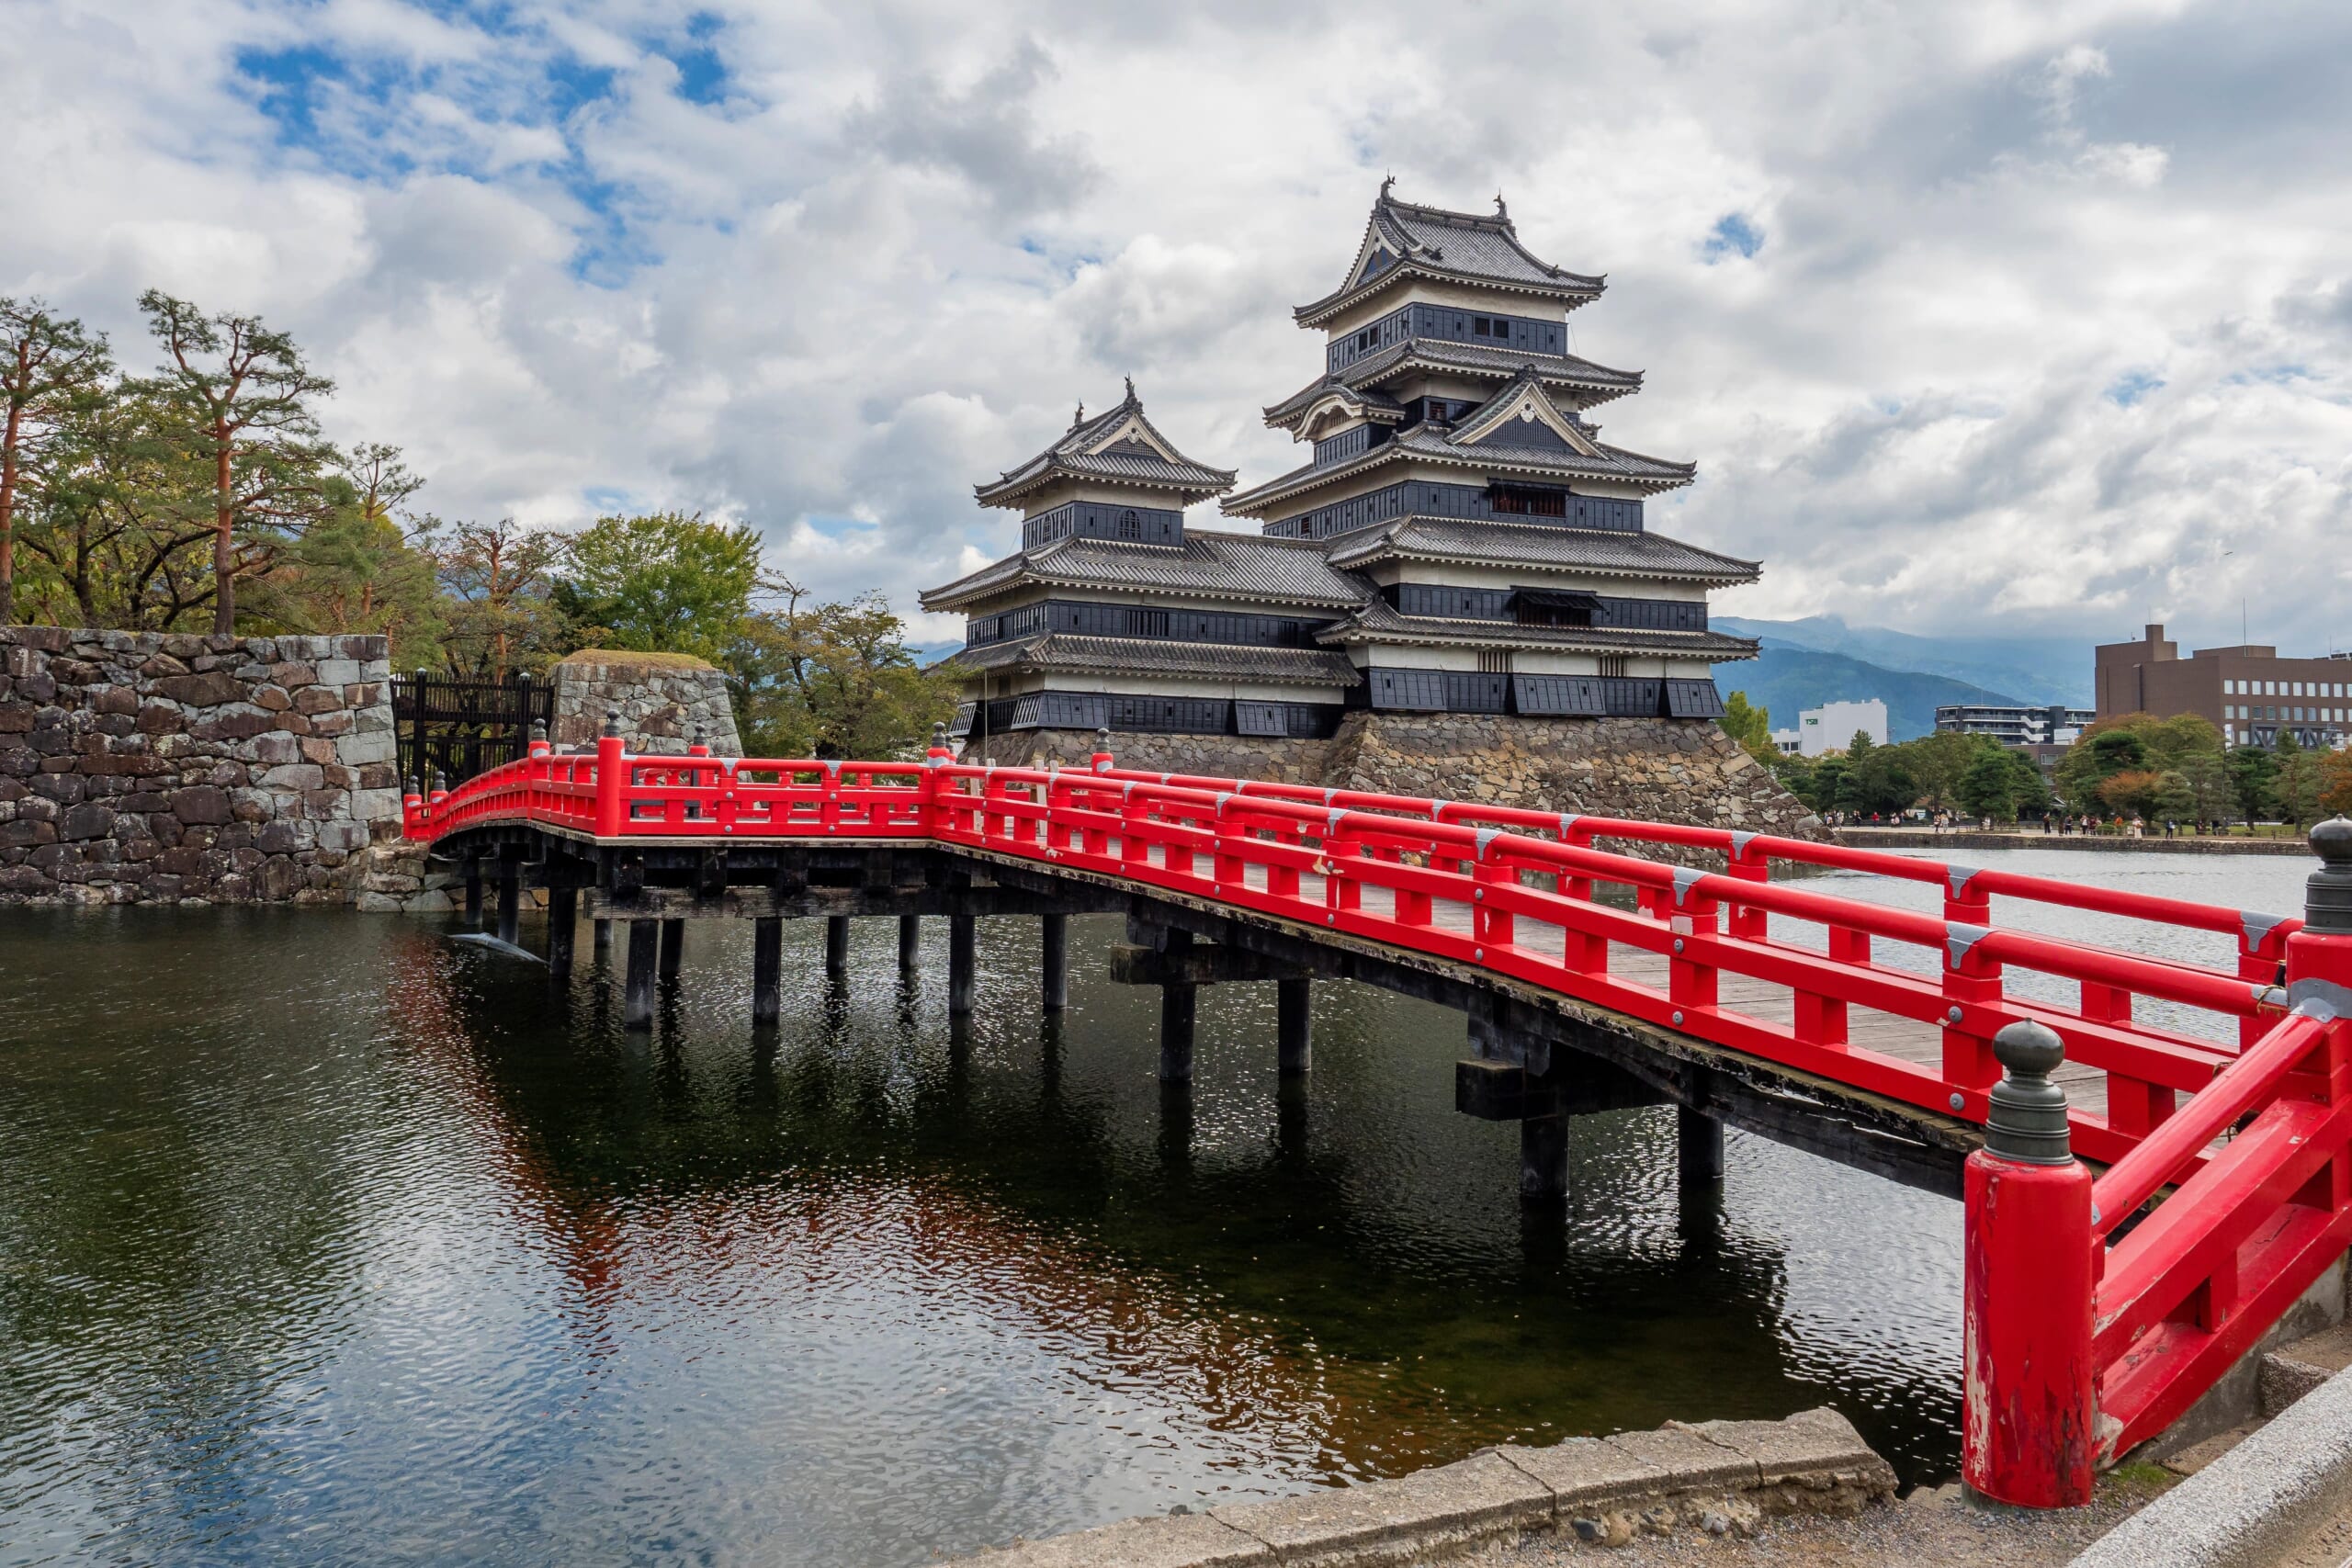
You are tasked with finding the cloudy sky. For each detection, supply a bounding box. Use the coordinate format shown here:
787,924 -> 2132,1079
9,0 -> 2348,654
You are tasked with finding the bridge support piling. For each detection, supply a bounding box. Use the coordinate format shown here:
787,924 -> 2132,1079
1277,977 -> 1312,1076
1678,1107 -> 1725,1185
593,918 -> 611,958
494,861 -> 521,946
659,919 -> 684,979
899,915 -> 922,972
752,917 -> 782,1025
547,888 -> 577,977
1521,1113 -> 1569,1201
948,914 -> 977,1014
825,916 -> 851,975
463,862 -> 482,926
1159,931 -> 1196,1083
624,920 -> 659,1030
1040,913 -> 1068,1010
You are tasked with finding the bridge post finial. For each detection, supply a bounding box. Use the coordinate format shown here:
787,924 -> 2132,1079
1091,726 -> 1114,773
2304,817 -> 2352,936
1962,1017 -> 2095,1507
603,705 -> 621,740
1984,1020 -> 2070,1165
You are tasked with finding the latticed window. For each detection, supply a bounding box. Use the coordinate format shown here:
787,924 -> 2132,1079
1477,649 -> 1512,674
1118,509 -> 1140,539
1598,655 -> 1628,678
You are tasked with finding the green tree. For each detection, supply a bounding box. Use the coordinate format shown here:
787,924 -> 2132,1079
2151,770 -> 2196,825
1806,756 -> 1852,814
1719,691 -> 1773,761
1957,749 -> 2020,820
0,299 -> 113,624
2057,728 -> 2151,813
421,516 -> 564,681
2099,769 -> 2164,819
2006,750 -> 2053,819
126,291 -> 339,631
243,445 -> 445,663
552,510 -> 763,660
15,388 -> 218,628
726,582 -> 959,758
1900,731 -> 1995,811
2178,752 -> 2234,827
1849,745 -> 1917,816
2277,734 -> 2325,828
2226,746 -> 2278,826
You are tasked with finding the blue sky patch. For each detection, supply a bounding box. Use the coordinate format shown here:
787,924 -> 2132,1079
1702,212 -> 1763,262
2105,369 -> 2165,406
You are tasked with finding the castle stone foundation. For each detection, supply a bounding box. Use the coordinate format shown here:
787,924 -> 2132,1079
968,714 -> 1819,864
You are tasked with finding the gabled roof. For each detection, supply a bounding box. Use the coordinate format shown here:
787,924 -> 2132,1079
975,378 -> 1238,509
919,529 -> 1369,613
1225,388 -> 1697,517
1316,595 -> 1760,660
1264,339 -> 1642,434
948,635 -> 1362,687
1449,367 -> 1608,455
1325,517 -> 1761,585
1295,183 -> 1606,328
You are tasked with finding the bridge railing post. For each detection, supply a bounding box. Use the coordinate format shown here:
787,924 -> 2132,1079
923,723 -> 953,838
594,708 -> 626,839
2286,816 -> 2352,1221
1962,1019 -> 2096,1509
1726,837 -> 1770,941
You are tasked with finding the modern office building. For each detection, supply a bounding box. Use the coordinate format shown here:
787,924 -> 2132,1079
1770,698 -> 1888,759
2094,624 -> 2352,750
922,184 -> 1763,749
1935,704 -> 2096,746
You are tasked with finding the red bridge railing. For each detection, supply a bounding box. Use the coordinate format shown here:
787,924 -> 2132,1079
405,731 -> 2352,1508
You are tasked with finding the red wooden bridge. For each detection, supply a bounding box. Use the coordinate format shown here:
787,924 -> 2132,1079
405,723 -> 2352,1510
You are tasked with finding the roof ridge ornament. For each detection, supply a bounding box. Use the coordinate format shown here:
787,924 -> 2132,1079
1380,172 -> 1396,201
1123,375 -> 1136,404
1494,190 -> 1509,221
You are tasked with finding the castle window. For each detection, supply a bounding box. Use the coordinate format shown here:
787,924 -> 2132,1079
1474,317 -> 1491,336
1118,509 -> 1140,539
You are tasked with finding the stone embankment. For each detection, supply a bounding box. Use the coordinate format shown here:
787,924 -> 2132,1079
973,714 -> 1821,863
1835,828 -> 2310,857
0,626 -> 399,906
549,649 -> 741,755
945,1407 -> 1893,1567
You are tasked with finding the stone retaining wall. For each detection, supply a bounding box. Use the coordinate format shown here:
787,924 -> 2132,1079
0,626 -> 400,906
971,714 -> 1820,862
550,651 -> 741,756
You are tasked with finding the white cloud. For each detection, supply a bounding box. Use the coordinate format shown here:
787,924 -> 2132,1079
4,0 -> 2348,658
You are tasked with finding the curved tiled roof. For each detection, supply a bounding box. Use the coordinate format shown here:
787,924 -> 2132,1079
1295,186 -> 1606,327
975,380 -> 1237,509
920,530 -> 1370,613
1264,340 -> 1642,432
1225,414 -> 1696,517
947,634 -> 1362,686
1325,517 -> 1760,584
1317,596 -> 1759,660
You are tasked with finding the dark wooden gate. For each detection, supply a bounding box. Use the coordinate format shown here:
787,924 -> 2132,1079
391,671 -> 555,791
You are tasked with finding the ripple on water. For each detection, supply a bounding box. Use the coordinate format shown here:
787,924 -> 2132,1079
8,858 -> 2282,1565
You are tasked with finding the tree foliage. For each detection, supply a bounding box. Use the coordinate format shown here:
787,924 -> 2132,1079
727,582 -> 959,760
551,510 -> 763,661
1718,691 -> 1774,762
125,291 -> 340,632
0,299 -> 114,624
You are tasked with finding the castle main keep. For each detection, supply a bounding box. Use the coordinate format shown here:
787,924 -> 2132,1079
922,186 -> 1815,837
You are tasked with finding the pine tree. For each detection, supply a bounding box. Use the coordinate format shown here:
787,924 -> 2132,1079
0,299 -> 113,624
126,292 -> 338,632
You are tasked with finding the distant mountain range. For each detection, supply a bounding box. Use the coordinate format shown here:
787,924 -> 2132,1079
1714,615 -> 2094,709
1711,645 -> 2028,742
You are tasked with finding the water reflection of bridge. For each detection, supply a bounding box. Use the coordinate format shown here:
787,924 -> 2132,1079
383,928 -> 1928,1490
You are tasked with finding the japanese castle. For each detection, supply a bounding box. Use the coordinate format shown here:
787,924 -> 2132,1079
922,183 -> 1760,746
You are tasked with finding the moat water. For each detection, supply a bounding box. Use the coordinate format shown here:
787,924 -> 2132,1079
0,849 -> 2311,1566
